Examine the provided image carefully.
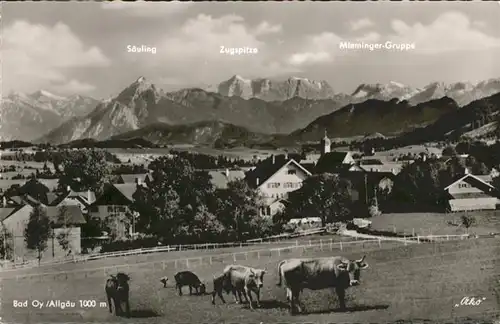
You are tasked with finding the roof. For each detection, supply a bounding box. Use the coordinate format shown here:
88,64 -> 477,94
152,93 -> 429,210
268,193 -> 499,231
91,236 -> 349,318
0,207 -> 16,222
315,152 -> 352,173
68,189 -> 96,204
113,184 -> 138,202
208,169 -> 246,190
360,164 -> 402,174
444,173 -> 495,191
45,205 -> 86,225
245,154 -> 309,188
119,173 -> 150,184
0,205 -> 86,225
449,192 -> 494,199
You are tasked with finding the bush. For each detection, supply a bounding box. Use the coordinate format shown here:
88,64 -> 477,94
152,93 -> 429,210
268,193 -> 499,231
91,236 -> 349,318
100,236 -> 159,253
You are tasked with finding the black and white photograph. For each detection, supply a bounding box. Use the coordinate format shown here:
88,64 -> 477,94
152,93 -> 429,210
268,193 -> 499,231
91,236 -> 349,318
1,1 -> 500,323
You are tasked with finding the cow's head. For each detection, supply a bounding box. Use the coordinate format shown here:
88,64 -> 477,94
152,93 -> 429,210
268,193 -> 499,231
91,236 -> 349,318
198,282 -> 207,294
248,268 -> 266,289
114,272 -> 130,291
336,256 -> 368,286
160,276 -> 168,287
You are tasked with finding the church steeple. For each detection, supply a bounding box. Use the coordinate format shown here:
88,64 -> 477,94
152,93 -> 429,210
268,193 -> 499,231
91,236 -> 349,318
320,129 -> 331,155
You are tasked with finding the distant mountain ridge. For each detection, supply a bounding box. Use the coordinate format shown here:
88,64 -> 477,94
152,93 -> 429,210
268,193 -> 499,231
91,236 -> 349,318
8,75 -> 500,145
205,75 -> 336,101
0,90 -> 99,141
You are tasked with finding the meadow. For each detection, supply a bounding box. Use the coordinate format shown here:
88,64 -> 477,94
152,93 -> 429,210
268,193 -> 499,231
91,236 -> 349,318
371,211 -> 500,236
1,237 -> 499,324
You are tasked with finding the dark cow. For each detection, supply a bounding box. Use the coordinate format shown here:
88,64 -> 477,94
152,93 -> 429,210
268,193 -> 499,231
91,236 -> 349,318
277,256 -> 368,314
174,271 -> 206,296
222,265 -> 266,309
160,276 -> 168,288
211,272 -> 233,305
105,272 -> 131,317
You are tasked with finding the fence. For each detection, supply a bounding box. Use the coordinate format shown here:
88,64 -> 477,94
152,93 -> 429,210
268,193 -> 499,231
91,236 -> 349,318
0,234 -> 472,282
0,227 -> 328,271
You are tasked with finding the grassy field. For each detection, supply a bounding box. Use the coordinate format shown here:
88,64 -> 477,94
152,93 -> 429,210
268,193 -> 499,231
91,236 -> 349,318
371,212 -> 500,236
1,237 -> 499,323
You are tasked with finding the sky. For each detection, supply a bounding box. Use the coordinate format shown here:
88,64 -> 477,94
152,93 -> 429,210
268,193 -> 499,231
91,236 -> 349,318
2,1 -> 500,99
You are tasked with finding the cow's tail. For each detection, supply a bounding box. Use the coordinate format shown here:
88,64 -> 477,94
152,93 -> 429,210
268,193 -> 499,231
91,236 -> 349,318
276,260 -> 286,287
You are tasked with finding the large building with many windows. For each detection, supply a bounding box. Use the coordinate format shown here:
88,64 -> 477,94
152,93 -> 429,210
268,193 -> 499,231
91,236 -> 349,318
245,154 -> 311,217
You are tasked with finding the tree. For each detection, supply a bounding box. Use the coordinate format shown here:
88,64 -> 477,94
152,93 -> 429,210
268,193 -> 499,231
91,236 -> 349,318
442,145 -> 457,157
131,156 -> 216,243
461,214 -> 476,234
59,149 -> 110,195
217,179 -> 263,241
0,223 -> 13,261
285,173 -> 353,227
24,205 -> 52,265
55,205 -> 71,256
390,160 -> 447,210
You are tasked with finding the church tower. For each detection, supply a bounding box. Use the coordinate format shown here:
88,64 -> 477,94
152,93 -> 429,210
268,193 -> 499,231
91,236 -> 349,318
320,129 -> 331,155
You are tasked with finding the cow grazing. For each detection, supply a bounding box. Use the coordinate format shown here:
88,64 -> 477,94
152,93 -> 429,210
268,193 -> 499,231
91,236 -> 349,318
174,271 -> 206,296
211,272 -> 233,305
223,265 -> 266,309
160,276 -> 168,288
105,272 -> 131,317
277,256 -> 368,314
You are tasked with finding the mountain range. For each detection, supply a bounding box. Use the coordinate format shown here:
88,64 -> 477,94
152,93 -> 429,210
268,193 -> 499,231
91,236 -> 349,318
2,75 -> 500,145
0,91 -> 99,141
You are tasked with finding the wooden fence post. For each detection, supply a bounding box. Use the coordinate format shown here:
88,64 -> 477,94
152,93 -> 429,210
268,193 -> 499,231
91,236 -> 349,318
378,238 -> 381,248
320,239 -> 323,251
244,252 -> 248,260
278,249 -> 281,257
233,254 -> 236,262
340,241 -> 343,251
296,240 -> 298,246
209,256 -> 213,265
162,261 -> 166,270
417,236 -> 420,244
186,259 -> 189,268
257,251 -> 260,259
404,236 -> 407,246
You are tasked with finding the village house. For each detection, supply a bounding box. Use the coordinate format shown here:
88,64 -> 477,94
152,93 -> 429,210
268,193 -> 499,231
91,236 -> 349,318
444,169 -> 500,212
53,186 -> 96,214
207,169 -> 246,190
245,154 -> 312,217
0,204 -> 85,262
89,183 -> 144,239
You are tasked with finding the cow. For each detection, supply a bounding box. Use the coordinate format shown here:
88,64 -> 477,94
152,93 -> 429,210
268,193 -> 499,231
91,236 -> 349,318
160,276 -> 168,288
222,265 -> 266,309
105,272 -> 131,317
173,271 -> 206,296
277,256 -> 369,314
211,272 -> 234,305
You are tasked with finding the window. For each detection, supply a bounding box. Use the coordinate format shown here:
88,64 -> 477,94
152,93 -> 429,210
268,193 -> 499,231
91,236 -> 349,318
267,182 -> 280,189
287,170 -> 296,175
